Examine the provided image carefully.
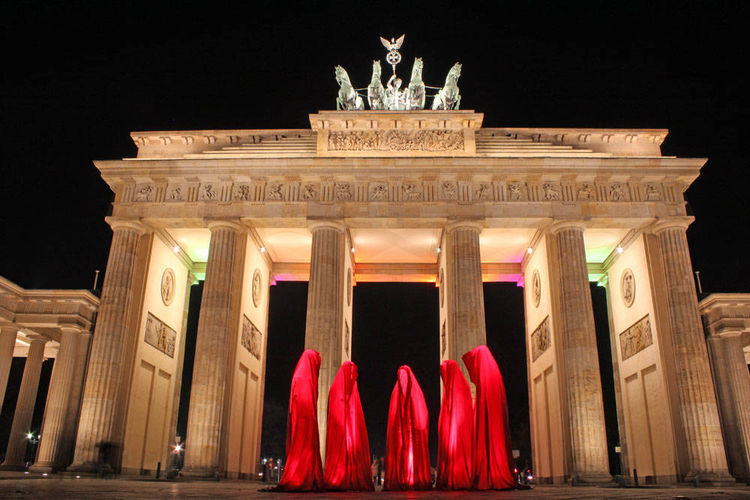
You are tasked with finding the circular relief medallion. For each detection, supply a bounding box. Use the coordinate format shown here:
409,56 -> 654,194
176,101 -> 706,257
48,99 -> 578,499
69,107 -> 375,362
621,268 -> 636,308
346,268 -> 352,306
252,269 -> 262,308
160,268 -> 176,306
532,270 -> 541,308
439,268 -> 445,307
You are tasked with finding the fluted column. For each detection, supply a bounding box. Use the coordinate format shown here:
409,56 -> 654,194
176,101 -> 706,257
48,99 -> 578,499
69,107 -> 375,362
547,222 -> 610,483
304,220 -> 346,457
445,221 -> 486,384
707,332 -> 750,482
69,219 -> 145,471
0,327 -> 17,413
1,336 -> 47,470
31,329 -> 82,472
653,219 -> 732,483
183,221 -> 246,478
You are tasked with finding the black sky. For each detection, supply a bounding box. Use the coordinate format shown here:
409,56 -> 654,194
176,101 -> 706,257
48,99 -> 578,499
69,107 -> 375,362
1,0 -> 747,472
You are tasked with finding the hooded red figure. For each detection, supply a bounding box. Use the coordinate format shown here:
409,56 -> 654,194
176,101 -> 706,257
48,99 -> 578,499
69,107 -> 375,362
436,359 -> 473,489
323,361 -> 374,491
384,365 -> 432,490
275,349 -> 324,491
462,345 -> 519,490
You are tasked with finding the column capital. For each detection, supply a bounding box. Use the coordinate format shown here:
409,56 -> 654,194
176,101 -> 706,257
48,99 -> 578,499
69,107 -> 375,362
650,216 -> 695,234
25,334 -> 48,344
444,219 -> 483,233
308,218 -> 346,234
105,217 -> 147,234
206,219 -> 246,233
547,219 -> 587,234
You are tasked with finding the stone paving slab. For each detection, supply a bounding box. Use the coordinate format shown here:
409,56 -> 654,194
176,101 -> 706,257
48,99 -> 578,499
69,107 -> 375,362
1,475 -> 750,499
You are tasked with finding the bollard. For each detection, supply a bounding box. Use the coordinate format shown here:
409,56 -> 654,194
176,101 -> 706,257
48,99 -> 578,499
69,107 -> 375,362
633,468 -> 638,487
156,462 -> 161,479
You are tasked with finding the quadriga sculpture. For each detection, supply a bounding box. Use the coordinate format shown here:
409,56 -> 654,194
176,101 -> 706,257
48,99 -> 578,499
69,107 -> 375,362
335,66 -> 364,111
367,60 -> 386,110
432,62 -> 462,110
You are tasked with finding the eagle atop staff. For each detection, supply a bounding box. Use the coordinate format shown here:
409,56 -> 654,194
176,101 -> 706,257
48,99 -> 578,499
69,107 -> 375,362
380,34 -> 405,52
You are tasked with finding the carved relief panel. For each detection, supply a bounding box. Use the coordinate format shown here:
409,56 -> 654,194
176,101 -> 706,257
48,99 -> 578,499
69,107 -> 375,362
241,315 -> 262,360
619,315 -> 653,361
531,316 -> 550,362
144,312 -> 176,358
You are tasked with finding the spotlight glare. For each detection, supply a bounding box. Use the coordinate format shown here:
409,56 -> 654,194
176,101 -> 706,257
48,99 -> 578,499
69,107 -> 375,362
616,246 -> 624,254
260,247 -> 266,253
172,245 -> 180,253
351,247 -> 355,253
527,247 -> 533,254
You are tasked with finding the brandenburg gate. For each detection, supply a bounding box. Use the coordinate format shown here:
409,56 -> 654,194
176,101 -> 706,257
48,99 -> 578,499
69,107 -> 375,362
3,44 -> 749,486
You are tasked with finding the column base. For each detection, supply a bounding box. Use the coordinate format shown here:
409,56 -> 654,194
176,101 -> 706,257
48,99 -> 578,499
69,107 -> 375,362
28,462 -> 60,473
66,461 -> 102,474
570,472 -> 613,485
683,470 -> 737,486
0,463 -> 27,471
181,466 -> 223,480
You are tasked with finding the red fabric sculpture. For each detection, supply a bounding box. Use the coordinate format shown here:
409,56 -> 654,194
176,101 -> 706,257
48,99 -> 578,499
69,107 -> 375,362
436,359 -> 473,489
275,349 -> 324,491
462,345 -> 519,490
384,365 -> 432,490
323,361 -> 374,491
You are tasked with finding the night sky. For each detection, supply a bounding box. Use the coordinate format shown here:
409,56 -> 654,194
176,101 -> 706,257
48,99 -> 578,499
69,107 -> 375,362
1,1 -> 747,472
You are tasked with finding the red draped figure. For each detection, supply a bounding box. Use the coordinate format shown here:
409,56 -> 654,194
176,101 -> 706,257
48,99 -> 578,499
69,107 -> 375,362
275,349 -> 324,491
462,345 -> 519,490
384,365 -> 432,490
324,361 -> 374,491
436,359 -> 473,489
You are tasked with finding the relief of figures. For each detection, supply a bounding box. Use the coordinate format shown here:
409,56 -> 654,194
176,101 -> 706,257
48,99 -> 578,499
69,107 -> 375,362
542,183 -> 561,200
619,315 -> 653,361
266,183 -> 284,200
531,316 -> 550,361
402,182 -> 422,201
301,183 -> 319,201
167,185 -> 184,202
335,183 -> 353,201
327,129 -> 464,152
369,183 -> 389,201
134,184 -> 154,202
198,184 -> 217,201
241,315 -> 262,360
441,181 -> 457,200
508,182 -> 528,201
232,184 -> 251,201
577,183 -> 595,200
144,313 -> 176,358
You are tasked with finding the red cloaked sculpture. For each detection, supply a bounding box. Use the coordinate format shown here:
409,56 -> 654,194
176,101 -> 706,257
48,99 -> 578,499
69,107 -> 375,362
384,365 -> 432,490
462,345 -> 519,490
323,361 -> 374,491
436,359 -> 473,489
275,349 -> 324,491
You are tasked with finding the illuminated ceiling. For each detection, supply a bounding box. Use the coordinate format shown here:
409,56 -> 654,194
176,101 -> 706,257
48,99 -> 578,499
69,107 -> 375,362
166,225 -> 628,283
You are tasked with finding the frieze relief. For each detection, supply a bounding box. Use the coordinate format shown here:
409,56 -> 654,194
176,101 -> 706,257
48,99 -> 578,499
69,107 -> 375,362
266,183 -> 285,201
542,183 -> 562,201
401,182 -> 423,201
531,316 -> 550,362
440,181 -> 458,200
144,312 -> 176,358
645,183 -> 662,201
619,314 -> 653,361
301,183 -> 320,201
166,185 -> 185,202
134,184 -> 155,202
576,183 -> 595,201
608,182 -> 628,201
241,315 -> 262,360
369,182 -> 389,201
198,183 -> 218,201
232,183 -> 251,201
327,129 -> 465,152
474,182 -> 491,201
508,182 -> 528,201
335,182 -> 353,201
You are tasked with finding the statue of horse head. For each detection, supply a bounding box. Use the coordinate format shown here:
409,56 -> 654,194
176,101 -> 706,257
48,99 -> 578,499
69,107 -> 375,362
446,62 -> 462,84
370,60 -> 382,82
410,57 -> 424,82
335,65 -> 352,87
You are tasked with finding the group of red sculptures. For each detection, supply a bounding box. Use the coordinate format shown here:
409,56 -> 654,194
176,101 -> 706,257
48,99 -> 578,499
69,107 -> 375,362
274,345 -> 521,492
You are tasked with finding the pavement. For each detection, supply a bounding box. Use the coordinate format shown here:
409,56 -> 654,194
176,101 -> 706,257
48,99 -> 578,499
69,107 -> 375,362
1,473 -> 750,499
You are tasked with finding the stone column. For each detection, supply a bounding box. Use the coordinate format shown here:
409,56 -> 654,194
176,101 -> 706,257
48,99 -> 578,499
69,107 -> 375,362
183,222 -> 246,478
444,221 -> 486,383
31,329 -> 82,472
707,332 -> 750,482
653,219 -> 732,483
0,327 -> 17,413
304,220 -> 346,456
69,219 -> 146,472
0,336 -> 47,470
547,222 -> 610,483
